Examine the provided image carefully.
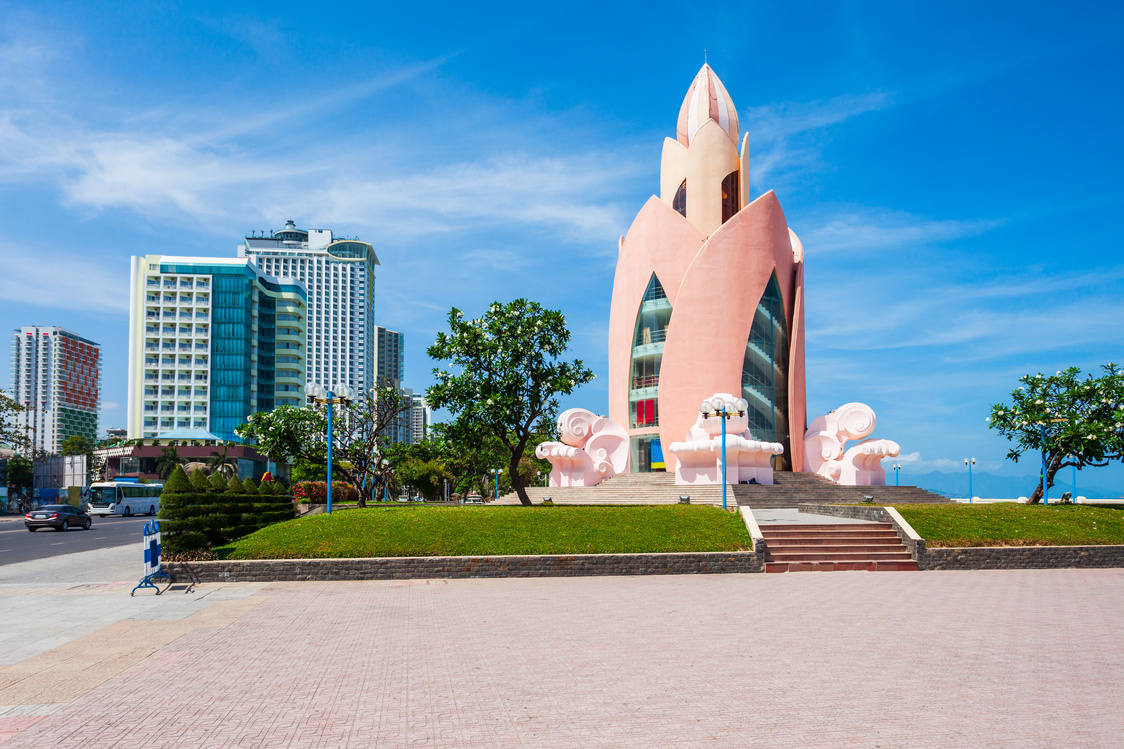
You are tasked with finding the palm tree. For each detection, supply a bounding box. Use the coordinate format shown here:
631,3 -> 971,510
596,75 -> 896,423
155,447 -> 185,479
207,447 -> 238,480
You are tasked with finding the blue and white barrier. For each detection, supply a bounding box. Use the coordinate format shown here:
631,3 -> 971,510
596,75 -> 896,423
131,520 -> 171,595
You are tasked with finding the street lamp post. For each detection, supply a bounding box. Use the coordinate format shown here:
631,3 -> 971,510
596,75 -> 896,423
380,457 -> 389,503
964,458 -> 976,503
489,468 -> 502,501
699,396 -> 749,511
892,463 -> 901,487
306,382 -> 355,515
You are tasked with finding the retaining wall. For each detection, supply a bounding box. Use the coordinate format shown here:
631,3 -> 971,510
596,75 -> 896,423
167,551 -> 765,583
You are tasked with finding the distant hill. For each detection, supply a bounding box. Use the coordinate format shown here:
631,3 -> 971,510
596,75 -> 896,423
899,470 -> 1122,500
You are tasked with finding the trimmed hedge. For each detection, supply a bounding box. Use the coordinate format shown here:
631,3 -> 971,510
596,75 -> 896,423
292,481 -> 358,505
159,466 -> 295,552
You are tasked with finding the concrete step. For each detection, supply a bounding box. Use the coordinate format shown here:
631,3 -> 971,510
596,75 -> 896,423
761,522 -> 917,572
765,550 -> 913,562
766,560 -> 919,573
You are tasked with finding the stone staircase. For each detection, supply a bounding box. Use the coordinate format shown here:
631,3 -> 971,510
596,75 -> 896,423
495,472 -> 728,507
733,471 -> 950,508
496,470 -> 949,507
761,522 -> 918,572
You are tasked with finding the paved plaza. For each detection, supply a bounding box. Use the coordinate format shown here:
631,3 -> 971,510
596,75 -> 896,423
0,546 -> 1121,748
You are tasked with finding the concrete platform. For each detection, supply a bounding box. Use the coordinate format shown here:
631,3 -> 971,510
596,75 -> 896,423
1,559 -> 1122,747
752,508 -> 878,525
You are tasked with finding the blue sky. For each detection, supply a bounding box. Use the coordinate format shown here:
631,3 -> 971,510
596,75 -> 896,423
2,0 -> 1122,491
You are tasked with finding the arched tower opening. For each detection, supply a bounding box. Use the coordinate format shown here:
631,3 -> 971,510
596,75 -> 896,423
721,170 -> 739,224
741,273 -> 790,469
629,274 -> 671,471
672,180 -> 687,217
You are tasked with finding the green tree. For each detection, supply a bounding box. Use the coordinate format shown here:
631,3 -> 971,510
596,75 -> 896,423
236,406 -> 326,467
6,455 -> 33,497
0,392 -> 30,453
154,447 -> 186,479
206,447 -> 238,480
427,299 -> 594,506
60,435 -> 93,456
988,364 -> 1124,502
236,384 -> 412,507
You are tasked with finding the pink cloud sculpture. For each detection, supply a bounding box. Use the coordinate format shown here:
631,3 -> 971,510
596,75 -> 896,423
535,408 -> 630,488
803,403 -> 901,486
668,393 -> 784,485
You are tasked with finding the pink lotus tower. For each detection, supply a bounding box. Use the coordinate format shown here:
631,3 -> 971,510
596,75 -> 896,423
608,64 -> 807,475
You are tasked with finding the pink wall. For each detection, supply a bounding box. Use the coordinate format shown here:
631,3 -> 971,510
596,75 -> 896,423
608,191 -> 806,473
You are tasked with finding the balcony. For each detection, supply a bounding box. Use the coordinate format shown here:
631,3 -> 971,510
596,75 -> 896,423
195,280 -> 209,289
195,311 -> 209,320
146,312 -> 159,320
632,374 -> 660,390
145,344 -> 158,352
194,342 -> 208,351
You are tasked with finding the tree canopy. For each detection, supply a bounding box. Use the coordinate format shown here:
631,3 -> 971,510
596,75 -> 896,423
988,364 -> 1124,502
0,393 -> 29,453
427,299 -> 593,506
235,384 -> 412,506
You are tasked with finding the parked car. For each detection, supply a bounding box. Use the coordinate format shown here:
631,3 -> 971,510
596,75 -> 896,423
25,504 -> 92,532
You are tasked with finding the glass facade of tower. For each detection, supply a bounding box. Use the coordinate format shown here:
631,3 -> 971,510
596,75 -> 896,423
131,260 -> 306,441
741,274 -> 790,467
629,275 -> 671,471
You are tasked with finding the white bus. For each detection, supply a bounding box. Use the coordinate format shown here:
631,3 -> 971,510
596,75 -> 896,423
87,481 -> 164,517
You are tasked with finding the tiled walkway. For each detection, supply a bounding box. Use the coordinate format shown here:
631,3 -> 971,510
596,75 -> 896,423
1,564 -> 1121,747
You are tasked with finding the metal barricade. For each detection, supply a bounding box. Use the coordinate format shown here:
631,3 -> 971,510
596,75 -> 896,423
131,520 -> 171,596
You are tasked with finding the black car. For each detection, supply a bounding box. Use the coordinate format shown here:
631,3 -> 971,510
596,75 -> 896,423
25,504 -> 92,532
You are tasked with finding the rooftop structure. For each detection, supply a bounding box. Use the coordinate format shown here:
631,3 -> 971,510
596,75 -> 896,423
239,221 -> 379,394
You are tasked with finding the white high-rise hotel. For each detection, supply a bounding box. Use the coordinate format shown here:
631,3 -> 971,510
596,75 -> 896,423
239,221 -> 379,393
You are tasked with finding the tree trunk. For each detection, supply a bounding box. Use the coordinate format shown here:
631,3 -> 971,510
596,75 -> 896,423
510,454 -> 531,506
1025,453 -> 1064,504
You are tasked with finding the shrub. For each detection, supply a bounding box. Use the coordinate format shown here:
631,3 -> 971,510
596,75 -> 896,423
242,477 -> 259,495
159,487 -> 296,553
291,481 -> 357,505
227,475 -> 244,493
189,468 -> 210,492
164,466 -> 192,493
209,471 -> 228,492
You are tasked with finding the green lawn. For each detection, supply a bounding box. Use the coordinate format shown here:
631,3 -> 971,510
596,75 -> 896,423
895,503 -> 1124,547
215,504 -> 751,559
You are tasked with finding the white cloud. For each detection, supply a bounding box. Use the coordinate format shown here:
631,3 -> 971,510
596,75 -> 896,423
0,248 -> 129,314
743,92 -> 892,189
802,208 -> 1001,254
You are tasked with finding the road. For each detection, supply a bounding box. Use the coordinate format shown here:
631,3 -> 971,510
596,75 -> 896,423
0,515 -> 153,566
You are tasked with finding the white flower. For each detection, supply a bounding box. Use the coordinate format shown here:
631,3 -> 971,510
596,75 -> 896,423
1036,399 -> 1044,405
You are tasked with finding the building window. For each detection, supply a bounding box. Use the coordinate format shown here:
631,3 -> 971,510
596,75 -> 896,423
721,170 -> 739,224
672,179 -> 687,217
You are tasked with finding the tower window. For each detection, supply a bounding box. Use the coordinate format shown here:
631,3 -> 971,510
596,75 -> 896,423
721,171 -> 739,224
672,180 -> 687,218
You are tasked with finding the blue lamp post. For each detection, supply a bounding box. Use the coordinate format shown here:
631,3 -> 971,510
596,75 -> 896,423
489,468 -> 502,501
700,396 -> 749,511
307,382 -> 355,515
964,457 -> 975,503
893,463 -> 902,487
381,457 -> 390,503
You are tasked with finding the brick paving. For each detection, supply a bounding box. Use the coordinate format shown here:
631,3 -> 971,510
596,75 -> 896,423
3,569 -> 1123,747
